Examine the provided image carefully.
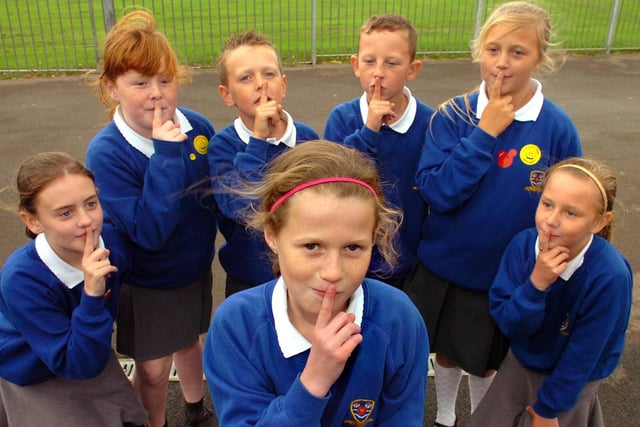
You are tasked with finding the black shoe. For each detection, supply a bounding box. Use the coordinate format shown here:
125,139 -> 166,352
433,420 -> 457,427
184,400 -> 215,427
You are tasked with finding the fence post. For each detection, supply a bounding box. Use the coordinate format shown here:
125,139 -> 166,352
311,0 -> 317,65
102,0 -> 116,33
605,0 -> 622,54
474,0 -> 484,40
89,1 -> 100,68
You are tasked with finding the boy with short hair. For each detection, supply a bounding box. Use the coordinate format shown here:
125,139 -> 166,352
210,30 -> 319,296
324,14 -> 435,288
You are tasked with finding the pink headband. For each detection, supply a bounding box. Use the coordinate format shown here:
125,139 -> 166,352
269,177 -> 377,212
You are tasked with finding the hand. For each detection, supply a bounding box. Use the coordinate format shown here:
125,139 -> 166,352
530,232 -> 570,291
300,284 -> 363,397
81,226 -> 117,297
478,72 -> 515,137
526,406 -> 560,427
253,82 -> 284,140
152,101 -> 187,142
365,78 -> 396,132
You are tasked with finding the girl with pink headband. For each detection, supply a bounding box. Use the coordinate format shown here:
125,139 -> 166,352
204,140 -> 429,426
469,157 -> 632,426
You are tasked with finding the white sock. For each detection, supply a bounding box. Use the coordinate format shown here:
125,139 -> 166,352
468,372 -> 496,413
434,360 -> 463,426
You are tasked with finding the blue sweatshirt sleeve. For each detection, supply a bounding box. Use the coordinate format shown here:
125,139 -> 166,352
490,235 -> 548,341
533,266 -> 632,418
204,298 -> 329,426
208,129 -> 274,221
86,133 -> 189,251
0,262 -> 114,383
415,101 -> 497,213
209,123 -> 318,221
324,102 -> 383,154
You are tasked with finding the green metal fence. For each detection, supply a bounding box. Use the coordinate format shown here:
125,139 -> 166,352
1,0 -> 638,74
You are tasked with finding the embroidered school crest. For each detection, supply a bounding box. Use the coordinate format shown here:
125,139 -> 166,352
345,399 -> 375,425
525,170 -> 545,192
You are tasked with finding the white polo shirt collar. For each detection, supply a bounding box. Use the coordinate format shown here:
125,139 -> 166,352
233,110 -> 297,148
476,79 -> 544,122
359,86 -> 417,134
113,105 -> 193,158
272,276 -> 364,358
35,233 -> 106,289
535,234 -> 592,281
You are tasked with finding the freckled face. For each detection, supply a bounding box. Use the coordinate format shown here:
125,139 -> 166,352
536,171 -> 609,259
264,191 -> 375,327
106,65 -> 179,139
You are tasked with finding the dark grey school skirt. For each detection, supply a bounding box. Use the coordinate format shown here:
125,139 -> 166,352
404,262 -> 509,376
0,351 -> 147,427
467,350 -> 604,427
116,270 -> 213,360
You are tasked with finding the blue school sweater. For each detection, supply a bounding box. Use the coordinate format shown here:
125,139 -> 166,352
0,226 -> 130,386
208,118 -> 318,286
204,278 -> 429,426
490,228 -> 633,418
416,91 -> 582,292
86,107 -> 217,289
324,91 -> 435,281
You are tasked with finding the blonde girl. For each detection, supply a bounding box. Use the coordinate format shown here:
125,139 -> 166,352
469,157 -> 632,426
405,3 -> 583,426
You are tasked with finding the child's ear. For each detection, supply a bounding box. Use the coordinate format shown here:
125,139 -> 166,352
263,226 -> 278,253
20,212 -> 42,236
218,84 -> 235,107
280,74 -> 288,99
350,54 -> 360,76
406,59 -> 423,81
591,211 -> 613,235
105,80 -> 119,102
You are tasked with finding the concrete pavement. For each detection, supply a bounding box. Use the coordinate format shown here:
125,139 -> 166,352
1,54 -> 639,426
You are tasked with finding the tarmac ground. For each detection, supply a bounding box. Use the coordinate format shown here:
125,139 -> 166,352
1,54 -> 639,426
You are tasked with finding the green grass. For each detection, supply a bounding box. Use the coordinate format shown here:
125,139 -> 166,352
1,0 -> 639,75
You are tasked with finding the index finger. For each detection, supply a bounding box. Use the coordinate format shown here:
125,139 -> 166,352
490,72 -> 503,100
372,79 -> 381,101
538,230 -> 550,252
83,226 -> 95,258
260,81 -> 268,104
315,284 -> 337,329
152,101 -> 163,129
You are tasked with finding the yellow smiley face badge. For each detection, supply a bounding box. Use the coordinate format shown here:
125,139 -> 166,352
520,144 -> 541,166
193,135 -> 209,155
